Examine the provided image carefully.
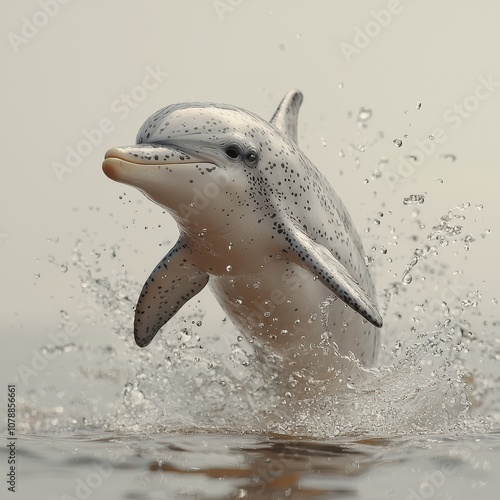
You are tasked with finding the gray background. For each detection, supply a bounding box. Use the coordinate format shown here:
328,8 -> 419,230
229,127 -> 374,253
2,1 -> 499,388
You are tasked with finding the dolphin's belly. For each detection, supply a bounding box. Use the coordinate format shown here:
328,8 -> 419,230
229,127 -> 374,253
208,259 -> 378,376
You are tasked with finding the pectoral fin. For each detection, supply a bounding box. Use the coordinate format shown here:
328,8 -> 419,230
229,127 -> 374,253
286,226 -> 383,328
134,239 -> 209,347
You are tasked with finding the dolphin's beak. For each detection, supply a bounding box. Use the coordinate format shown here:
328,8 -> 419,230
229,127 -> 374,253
102,145 -> 204,188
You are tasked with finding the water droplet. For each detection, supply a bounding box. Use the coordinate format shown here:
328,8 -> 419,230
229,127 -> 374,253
308,313 -> 318,324
321,137 -> 327,147
416,102 -> 422,110
357,144 -> 365,152
403,194 -> 425,205
393,138 -> 403,147
338,82 -> 344,89
475,204 -> 484,210
441,154 -> 456,162
357,107 -> 372,122
34,273 -> 40,279
196,321 -> 202,327
235,299 -> 242,305
226,265 -> 232,272
402,271 -> 413,285
429,134 -> 435,140
237,335 -> 243,342
338,149 -> 345,158
60,265 -> 68,273
263,311 -> 271,318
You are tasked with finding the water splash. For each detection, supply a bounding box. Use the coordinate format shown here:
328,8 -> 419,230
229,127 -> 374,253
14,195 -> 500,440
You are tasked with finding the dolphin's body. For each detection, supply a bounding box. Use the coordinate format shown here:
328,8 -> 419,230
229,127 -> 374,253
103,90 -> 382,392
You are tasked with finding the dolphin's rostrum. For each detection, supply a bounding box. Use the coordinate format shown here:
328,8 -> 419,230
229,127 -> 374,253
103,90 -> 382,388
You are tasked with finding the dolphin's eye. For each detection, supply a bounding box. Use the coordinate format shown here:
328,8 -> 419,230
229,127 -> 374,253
225,145 -> 241,160
245,149 -> 258,167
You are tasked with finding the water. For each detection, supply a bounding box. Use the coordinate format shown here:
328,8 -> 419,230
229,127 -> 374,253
7,431 -> 499,499
3,143 -> 500,500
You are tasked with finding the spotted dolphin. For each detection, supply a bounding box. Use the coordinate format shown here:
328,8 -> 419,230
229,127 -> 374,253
102,90 -> 382,389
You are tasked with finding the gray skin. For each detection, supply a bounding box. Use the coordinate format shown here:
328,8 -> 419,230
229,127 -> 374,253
102,90 -> 382,393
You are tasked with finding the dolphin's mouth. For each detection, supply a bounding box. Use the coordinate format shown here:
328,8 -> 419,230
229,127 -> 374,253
102,144 -> 209,184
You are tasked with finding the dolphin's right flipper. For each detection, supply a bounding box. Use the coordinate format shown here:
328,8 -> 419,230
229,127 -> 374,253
285,224 -> 383,328
134,239 -> 209,347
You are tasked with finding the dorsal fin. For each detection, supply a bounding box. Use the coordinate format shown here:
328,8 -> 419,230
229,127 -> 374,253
270,89 -> 303,144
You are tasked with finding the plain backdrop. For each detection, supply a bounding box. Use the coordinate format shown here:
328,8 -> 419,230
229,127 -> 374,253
2,1 -> 500,390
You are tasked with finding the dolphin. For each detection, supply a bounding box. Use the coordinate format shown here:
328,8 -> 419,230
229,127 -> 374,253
102,90 -> 382,390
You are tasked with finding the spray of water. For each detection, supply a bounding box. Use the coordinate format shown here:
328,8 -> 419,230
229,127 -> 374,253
12,107 -> 500,439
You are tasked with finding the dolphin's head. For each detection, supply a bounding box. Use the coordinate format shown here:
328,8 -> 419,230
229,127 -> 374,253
102,102 -> 281,230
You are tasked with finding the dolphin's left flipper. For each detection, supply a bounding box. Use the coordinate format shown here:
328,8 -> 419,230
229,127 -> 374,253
134,239 -> 209,347
285,226 -> 383,328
